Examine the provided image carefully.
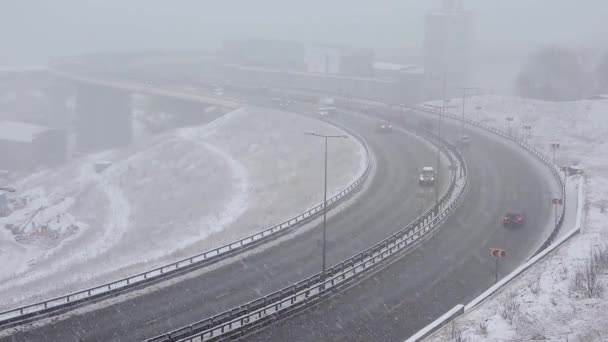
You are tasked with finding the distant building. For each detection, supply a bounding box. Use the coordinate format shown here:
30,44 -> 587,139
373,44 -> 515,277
424,0 -> 475,100
222,39 -> 306,70
305,45 -> 374,77
0,121 -> 66,171
222,39 -> 374,77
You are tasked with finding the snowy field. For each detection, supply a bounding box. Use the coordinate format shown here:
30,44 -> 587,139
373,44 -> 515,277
425,95 -> 608,342
0,107 -> 366,310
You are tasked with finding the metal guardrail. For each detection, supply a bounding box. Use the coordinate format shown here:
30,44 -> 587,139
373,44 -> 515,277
410,105 -> 566,257
146,120 -> 469,342
0,106 -> 372,328
407,176 -> 585,342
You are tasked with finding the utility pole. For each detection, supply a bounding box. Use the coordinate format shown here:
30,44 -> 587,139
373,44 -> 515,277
306,132 -> 348,279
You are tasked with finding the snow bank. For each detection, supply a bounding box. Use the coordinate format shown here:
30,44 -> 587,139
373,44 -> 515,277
0,107 -> 365,309
424,95 -> 608,342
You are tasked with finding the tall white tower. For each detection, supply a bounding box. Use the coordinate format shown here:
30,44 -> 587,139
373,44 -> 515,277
424,0 -> 474,100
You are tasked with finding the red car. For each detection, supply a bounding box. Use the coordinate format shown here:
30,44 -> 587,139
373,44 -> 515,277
503,213 -> 526,227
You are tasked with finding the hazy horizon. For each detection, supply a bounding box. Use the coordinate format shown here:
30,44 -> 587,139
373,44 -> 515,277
1,0 -> 607,67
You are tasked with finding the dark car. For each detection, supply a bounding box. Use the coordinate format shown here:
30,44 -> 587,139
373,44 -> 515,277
503,213 -> 526,227
419,166 -> 436,186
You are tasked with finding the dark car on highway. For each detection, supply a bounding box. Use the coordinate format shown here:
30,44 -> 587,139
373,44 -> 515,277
503,212 -> 526,227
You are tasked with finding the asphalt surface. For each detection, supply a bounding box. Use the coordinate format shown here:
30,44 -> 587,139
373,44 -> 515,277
247,110 -> 555,342
1,108 -> 444,341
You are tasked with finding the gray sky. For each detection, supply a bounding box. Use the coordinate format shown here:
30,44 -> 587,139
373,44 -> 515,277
1,0 -> 607,66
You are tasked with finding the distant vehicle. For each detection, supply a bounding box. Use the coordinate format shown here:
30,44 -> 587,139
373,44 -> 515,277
376,120 -> 393,133
503,212 -> 526,227
460,135 -> 471,145
317,97 -> 336,114
317,110 -> 329,116
419,166 -> 436,186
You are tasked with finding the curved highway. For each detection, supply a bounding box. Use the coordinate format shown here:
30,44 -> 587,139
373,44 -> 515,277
246,108 -> 555,341
1,106 -> 445,341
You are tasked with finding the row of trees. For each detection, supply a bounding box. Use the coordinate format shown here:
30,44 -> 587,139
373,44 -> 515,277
516,46 -> 608,101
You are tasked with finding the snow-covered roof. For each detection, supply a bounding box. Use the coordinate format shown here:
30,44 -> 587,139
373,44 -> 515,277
373,62 -> 424,75
0,121 -> 48,143
373,62 -> 407,71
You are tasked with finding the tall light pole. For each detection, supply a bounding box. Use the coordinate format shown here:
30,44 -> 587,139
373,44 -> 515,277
458,86 -> 477,134
505,117 -> 514,136
522,125 -> 532,144
423,102 -> 457,205
550,142 -> 560,164
423,103 -> 444,205
475,105 -> 483,121
306,132 -> 348,278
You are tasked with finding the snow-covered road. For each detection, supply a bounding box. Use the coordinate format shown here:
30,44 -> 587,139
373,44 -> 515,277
0,107 -> 366,310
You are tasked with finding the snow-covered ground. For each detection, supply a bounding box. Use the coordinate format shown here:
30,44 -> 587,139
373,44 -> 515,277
0,107 -> 366,310
425,95 -> 608,342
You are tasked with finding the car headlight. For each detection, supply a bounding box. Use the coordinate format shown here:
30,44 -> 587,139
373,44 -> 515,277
430,177 -> 435,181
419,176 -> 424,180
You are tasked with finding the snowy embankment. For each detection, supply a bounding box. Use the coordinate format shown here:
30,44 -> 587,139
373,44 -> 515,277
425,95 -> 608,342
0,107 -> 366,310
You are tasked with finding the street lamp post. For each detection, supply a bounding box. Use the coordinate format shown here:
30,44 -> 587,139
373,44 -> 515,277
550,142 -> 560,164
505,117 -> 515,136
306,132 -> 348,278
423,102 -> 457,205
458,86 -> 477,133
561,166 -> 569,189
522,125 -> 532,144
475,106 -> 483,121
552,198 -> 563,228
423,103 -> 443,205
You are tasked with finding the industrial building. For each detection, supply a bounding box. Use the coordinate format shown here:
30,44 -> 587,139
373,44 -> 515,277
424,0 -> 475,100
0,121 -> 66,171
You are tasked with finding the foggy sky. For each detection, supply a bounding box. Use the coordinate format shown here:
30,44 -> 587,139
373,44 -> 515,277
1,0 -> 607,66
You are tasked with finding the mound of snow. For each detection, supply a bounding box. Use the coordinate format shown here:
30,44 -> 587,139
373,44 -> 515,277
0,107 -> 365,309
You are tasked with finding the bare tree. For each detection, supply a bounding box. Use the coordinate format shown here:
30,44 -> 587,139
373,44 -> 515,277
516,46 -> 587,101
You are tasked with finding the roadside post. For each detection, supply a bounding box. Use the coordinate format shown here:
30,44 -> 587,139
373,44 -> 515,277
490,248 -> 507,284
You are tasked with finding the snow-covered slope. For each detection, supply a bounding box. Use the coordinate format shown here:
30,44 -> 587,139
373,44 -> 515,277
425,95 -> 608,342
0,107 -> 366,309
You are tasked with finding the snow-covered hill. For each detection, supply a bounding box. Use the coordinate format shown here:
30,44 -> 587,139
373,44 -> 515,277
0,107 -> 366,309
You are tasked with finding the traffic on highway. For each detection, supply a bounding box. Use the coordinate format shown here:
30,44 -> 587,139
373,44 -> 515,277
1,1 -> 599,341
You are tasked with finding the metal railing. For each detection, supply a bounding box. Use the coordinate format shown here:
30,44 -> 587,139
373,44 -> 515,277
0,111 -> 372,328
146,120 -> 469,342
410,105 -> 566,257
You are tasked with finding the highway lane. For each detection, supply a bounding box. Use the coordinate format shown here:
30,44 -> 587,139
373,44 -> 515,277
1,108 -> 445,341
247,110 -> 555,342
